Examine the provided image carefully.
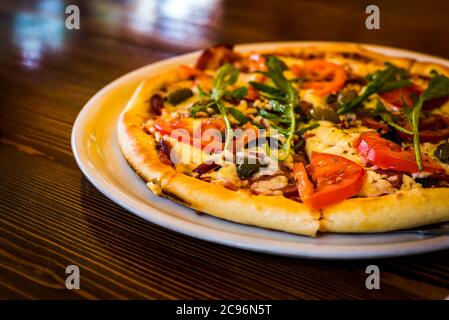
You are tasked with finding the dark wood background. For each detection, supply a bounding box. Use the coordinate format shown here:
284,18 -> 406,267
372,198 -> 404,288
1,0 -> 449,299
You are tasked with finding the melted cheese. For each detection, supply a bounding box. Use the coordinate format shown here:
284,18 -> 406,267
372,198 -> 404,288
357,170 -> 396,197
214,165 -> 240,185
250,175 -> 288,195
163,136 -> 210,165
401,174 -> 418,191
305,121 -> 402,196
299,89 -> 326,108
421,142 -> 449,174
305,121 -> 368,164
254,157 -> 280,178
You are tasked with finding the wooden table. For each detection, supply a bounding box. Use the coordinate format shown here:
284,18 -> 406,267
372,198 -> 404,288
1,0 -> 448,300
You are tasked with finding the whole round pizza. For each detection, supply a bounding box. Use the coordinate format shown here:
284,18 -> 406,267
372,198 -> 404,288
117,44 -> 449,237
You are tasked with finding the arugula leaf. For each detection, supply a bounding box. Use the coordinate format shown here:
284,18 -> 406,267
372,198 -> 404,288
411,70 -> 449,170
259,93 -> 287,102
378,79 -> 412,93
270,120 -> 319,137
227,107 -> 249,125
269,123 -> 289,136
227,86 -> 248,99
211,63 -> 240,101
292,139 -> 304,152
202,63 -> 241,150
276,57 -> 289,71
338,63 -> 411,114
249,81 -> 284,97
286,80 -> 299,108
265,56 -> 290,93
189,100 -> 216,116
295,122 -> 320,135
290,123 -> 320,152
196,84 -> 209,97
374,101 -> 413,135
216,100 -> 233,151
269,99 -> 286,113
261,56 -> 299,160
421,70 -> 449,100
400,89 -> 419,121
259,109 -> 291,123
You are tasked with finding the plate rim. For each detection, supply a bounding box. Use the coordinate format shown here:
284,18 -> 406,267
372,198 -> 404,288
71,41 -> 449,260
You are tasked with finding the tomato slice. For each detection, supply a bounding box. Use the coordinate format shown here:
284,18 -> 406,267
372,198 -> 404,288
153,118 -> 225,149
355,131 -> 444,174
379,85 -> 420,111
153,118 -> 190,135
293,152 -> 365,210
379,84 -> 449,111
291,60 -> 347,96
293,162 -> 315,204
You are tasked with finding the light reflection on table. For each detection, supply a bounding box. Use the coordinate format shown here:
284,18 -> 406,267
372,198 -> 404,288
13,0 -> 65,69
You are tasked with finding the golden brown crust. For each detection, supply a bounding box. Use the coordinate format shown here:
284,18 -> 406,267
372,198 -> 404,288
321,188 -> 449,233
410,60 -> 449,78
118,44 -> 449,236
270,43 -> 411,63
265,43 -> 415,77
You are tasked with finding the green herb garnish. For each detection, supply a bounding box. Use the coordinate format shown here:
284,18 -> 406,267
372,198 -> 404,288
211,63 -> 240,101
295,122 -> 320,135
227,107 -> 249,125
227,86 -> 248,99
189,100 -> 216,116
338,63 -> 411,114
249,81 -> 284,97
190,63 -> 241,151
196,84 -> 209,97
291,123 -> 320,152
262,56 -> 299,160
409,71 -> 449,170
374,100 -> 413,135
259,109 -> 291,123
269,99 -> 286,113
210,63 -> 241,150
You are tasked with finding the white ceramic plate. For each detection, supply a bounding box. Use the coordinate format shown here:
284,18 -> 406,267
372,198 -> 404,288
72,42 -> 449,259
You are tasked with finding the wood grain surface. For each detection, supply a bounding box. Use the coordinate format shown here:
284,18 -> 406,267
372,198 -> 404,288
1,0 -> 449,300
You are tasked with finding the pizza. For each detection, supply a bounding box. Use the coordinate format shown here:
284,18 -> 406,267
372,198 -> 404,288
117,43 -> 449,237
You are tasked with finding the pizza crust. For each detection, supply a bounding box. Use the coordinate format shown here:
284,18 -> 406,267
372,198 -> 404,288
410,61 -> 449,78
265,43 -> 415,77
117,44 -> 449,237
321,188 -> 449,233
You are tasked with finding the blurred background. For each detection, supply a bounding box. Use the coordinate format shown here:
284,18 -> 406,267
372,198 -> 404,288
2,0 -> 449,75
